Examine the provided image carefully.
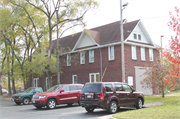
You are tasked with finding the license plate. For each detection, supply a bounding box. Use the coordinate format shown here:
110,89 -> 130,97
11,98 -> 14,102
33,101 -> 35,103
87,95 -> 92,98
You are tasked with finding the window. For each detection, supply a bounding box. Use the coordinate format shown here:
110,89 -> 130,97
89,73 -> 100,82
141,47 -> 145,61
72,75 -> 77,84
123,85 -> 132,92
115,84 -> 123,91
34,78 -> 39,87
138,34 -> 141,40
62,86 -> 70,92
128,76 -> 133,86
149,48 -> 154,61
105,84 -> 113,92
89,50 -> 94,63
77,86 -> 83,90
67,54 -> 71,66
108,46 -> 114,60
35,88 -> 42,93
80,52 -> 85,64
46,77 -> 50,90
134,33 -> 137,39
131,46 -> 137,60
70,86 -> 78,91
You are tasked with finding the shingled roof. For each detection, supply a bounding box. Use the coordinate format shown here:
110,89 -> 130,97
52,19 -> 140,53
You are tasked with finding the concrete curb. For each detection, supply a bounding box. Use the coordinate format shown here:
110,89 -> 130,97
98,115 -> 118,119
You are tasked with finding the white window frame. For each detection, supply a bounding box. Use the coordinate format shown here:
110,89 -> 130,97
141,47 -> 145,61
134,33 -> 137,40
80,52 -> 85,64
138,34 -> 141,40
149,48 -> 154,61
72,75 -> 77,84
34,78 -> 39,87
67,54 -> 71,66
89,73 -> 100,83
108,46 -> 114,60
131,46 -> 137,60
89,50 -> 94,63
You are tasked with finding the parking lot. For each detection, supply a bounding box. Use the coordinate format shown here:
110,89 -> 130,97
0,98 -> 136,119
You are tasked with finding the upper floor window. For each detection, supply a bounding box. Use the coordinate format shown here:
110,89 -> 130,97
67,54 -> 71,66
80,52 -> 85,64
149,48 -> 154,61
89,50 -> 94,63
138,34 -> 141,40
34,78 -> 39,87
134,33 -> 137,39
108,46 -> 114,60
141,47 -> 145,61
131,46 -> 137,60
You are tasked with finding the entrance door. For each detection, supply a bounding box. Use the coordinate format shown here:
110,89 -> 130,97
89,73 -> 100,83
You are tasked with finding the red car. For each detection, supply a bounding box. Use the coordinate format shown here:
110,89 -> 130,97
31,84 -> 83,109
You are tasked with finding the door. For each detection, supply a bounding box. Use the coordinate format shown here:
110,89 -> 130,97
114,84 -> 127,106
58,86 -> 71,104
122,84 -> 136,105
69,86 -> 79,102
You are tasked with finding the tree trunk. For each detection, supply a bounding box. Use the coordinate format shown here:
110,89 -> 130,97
11,49 -> 16,94
42,72 -> 46,91
7,50 -> 11,95
0,72 -> 2,95
162,80 -> 164,98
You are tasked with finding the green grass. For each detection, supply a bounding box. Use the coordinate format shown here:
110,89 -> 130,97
113,96 -> 180,119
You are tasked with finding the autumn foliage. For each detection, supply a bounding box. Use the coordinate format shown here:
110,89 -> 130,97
161,7 -> 180,86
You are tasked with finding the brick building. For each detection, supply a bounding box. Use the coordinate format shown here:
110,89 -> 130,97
32,19 -> 159,95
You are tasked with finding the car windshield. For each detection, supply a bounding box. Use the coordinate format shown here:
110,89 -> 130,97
81,84 -> 102,93
47,86 -> 62,92
24,87 -> 35,93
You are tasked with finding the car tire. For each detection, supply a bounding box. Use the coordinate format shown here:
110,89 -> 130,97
67,103 -> 73,106
15,102 -> 21,105
23,98 -> 30,105
85,107 -> 94,112
35,106 -> 42,109
47,99 -> 56,109
107,101 -> 118,114
136,98 -> 143,109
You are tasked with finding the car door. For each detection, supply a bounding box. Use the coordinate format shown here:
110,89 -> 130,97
58,86 -> 71,104
122,84 -> 136,105
114,84 -> 127,106
69,86 -> 79,102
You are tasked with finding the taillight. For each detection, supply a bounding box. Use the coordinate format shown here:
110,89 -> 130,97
100,93 -> 104,100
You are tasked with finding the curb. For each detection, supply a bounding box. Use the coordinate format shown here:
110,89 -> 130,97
98,115 -> 118,119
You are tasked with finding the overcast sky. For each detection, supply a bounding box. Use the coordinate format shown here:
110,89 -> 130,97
66,0 -> 180,48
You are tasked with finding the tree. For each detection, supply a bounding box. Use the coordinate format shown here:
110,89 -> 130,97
161,7 -> 180,87
141,56 -> 175,98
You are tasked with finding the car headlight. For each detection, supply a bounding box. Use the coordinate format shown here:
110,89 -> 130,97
39,96 -> 46,99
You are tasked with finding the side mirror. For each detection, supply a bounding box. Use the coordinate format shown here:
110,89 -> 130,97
132,89 -> 135,92
60,90 -> 64,93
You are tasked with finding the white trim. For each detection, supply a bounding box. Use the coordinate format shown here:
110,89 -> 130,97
80,52 -> 85,64
141,47 -> 146,61
34,78 -> 39,87
89,73 -> 100,83
67,54 -> 71,66
149,48 -> 154,61
60,97 -> 77,100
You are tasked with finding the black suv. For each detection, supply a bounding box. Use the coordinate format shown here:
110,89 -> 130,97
80,82 -> 144,114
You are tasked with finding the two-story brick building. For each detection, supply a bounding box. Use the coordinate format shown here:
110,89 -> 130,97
32,19 -> 159,95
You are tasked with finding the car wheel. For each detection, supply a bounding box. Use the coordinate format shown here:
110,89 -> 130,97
15,102 -> 21,105
85,107 -> 94,112
47,99 -> 56,109
23,98 -> 30,105
67,103 -> 73,106
107,101 -> 118,114
136,98 -> 143,109
35,106 -> 42,109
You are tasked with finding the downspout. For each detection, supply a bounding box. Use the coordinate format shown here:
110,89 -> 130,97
99,48 -> 102,80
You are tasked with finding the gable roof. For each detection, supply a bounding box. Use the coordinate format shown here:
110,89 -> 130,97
52,19 -> 155,53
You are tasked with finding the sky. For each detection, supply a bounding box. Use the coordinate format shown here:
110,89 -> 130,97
66,0 -> 180,48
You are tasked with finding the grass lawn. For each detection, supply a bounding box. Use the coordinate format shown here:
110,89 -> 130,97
113,95 -> 180,119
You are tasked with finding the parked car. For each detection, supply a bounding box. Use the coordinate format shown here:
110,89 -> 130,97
20,88 -> 25,93
80,82 -> 144,114
11,87 -> 43,105
2,89 -> 8,94
31,84 -> 83,109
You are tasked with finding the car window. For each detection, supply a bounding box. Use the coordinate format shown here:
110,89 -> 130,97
81,84 -> 101,93
47,86 -> 62,92
105,84 -> 113,92
114,84 -> 123,91
70,86 -> 78,91
62,86 -> 70,92
123,85 -> 132,92
35,88 -> 42,93
77,86 -> 83,90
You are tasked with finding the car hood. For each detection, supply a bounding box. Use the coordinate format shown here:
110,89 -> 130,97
13,92 -> 32,97
34,92 -> 57,96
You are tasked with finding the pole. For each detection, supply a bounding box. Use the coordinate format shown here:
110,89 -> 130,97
120,0 -> 125,82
